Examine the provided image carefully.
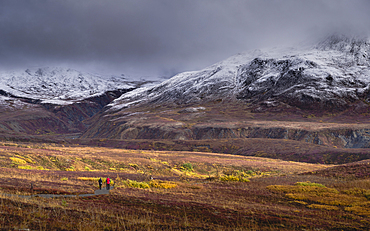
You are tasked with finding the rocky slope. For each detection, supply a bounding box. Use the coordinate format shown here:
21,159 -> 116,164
82,35 -> 370,148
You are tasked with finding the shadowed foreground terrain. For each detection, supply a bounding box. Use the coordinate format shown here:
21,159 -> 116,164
0,142 -> 369,230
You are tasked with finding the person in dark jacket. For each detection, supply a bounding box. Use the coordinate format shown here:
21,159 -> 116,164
106,177 -> 110,190
98,178 -> 103,190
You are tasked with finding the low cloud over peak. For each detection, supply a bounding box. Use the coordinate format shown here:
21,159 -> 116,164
1,0 -> 369,78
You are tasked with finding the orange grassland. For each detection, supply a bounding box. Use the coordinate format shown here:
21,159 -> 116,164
0,142 -> 369,230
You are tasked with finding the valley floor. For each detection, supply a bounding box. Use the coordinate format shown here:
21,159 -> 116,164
0,142 -> 369,230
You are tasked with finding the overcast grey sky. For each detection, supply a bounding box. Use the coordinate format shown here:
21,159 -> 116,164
0,0 -> 369,78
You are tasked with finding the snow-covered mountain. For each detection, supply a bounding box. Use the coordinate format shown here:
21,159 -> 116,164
0,67 -> 159,135
0,67 -> 136,105
109,34 -> 370,111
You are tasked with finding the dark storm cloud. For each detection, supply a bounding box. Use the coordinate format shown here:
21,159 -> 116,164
1,0 -> 370,78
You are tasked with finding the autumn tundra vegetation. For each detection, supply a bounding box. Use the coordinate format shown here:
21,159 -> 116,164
0,141 -> 369,230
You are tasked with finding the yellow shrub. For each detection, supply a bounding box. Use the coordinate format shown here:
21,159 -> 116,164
351,201 -> 370,207
286,193 -> 307,201
15,155 -> 35,164
120,179 -> 149,189
314,193 -> 367,206
308,204 -> 339,211
3,142 -> 18,147
343,188 -> 370,199
24,157 -> 35,164
345,206 -> 370,216
287,192 -> 365,206
129,163 -> 139,169
18,165 -> 32,170
171,168 -> 183,175
267,185 -> 338,195
150,180 -> 177,189
10,157 -> 26,164
295,182 -> 325,187
220,175 -> 249,182
293,200 -> 307,205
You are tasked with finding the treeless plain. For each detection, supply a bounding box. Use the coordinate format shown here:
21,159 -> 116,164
0,142 -> 369,230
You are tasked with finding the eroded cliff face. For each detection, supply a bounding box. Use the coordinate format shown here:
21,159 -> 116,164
81,100 -> 370,149
82,121 -> 370,148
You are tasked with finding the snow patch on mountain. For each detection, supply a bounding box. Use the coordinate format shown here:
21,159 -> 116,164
0,67 -> 135,105
109,35 -> 370,111
0,95 -> 30,110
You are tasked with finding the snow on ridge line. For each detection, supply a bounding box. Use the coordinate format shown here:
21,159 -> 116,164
0,67 -> 136,105
108,35 -> 370,110
107,53 -> 258,109
108,49 -> 300,108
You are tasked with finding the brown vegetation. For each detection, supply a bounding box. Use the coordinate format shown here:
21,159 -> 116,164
0,142 -> 369,230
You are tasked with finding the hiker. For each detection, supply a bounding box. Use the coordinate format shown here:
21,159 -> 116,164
98,178 -> 103,190
106,177 -> 110,190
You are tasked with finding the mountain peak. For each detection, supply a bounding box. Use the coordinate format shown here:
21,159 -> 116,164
109,35 -> 370,112
315,34 -> 370,66
316,34 -> 370,49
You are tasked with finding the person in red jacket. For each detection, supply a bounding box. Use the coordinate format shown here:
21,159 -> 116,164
106,177 -> 110,190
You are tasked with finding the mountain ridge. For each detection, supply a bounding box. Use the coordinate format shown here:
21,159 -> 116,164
108,34 -> 370,112
0,67 -> 155,135
0,67 -> 138,105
